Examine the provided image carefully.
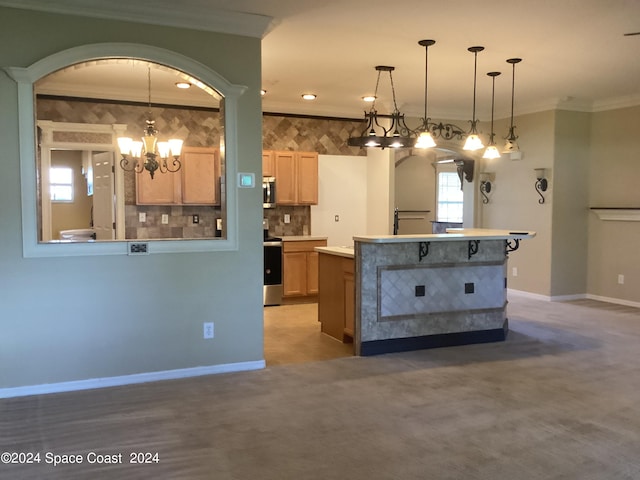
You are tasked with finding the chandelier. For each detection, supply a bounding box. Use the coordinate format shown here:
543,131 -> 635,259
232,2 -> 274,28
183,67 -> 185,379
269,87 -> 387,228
347,66 -> 414,149
117,66 -> 183,179
349,40 -> 524,155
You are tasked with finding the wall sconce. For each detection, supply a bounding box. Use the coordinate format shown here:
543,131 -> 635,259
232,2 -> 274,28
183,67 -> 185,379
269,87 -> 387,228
534,168 -> 548,204
479,172 -> 494,204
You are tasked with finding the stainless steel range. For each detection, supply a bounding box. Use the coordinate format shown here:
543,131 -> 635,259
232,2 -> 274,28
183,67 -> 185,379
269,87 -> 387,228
263,219 -> 282,306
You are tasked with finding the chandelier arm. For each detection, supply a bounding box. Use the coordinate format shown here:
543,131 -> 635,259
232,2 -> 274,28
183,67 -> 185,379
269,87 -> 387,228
165,157 -> 182,173
373,112 -> 391,137
119,156 -> 143,174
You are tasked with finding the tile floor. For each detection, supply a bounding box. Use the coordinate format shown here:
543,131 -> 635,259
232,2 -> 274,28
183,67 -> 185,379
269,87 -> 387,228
263,302 -> 353,366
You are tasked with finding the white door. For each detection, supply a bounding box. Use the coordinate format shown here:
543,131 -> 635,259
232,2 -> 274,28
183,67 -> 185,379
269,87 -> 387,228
92,151 -> 115,240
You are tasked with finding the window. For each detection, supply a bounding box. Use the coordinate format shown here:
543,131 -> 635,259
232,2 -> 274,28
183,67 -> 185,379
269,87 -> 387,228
437,171 -> 463,222
50,167 -> 74,202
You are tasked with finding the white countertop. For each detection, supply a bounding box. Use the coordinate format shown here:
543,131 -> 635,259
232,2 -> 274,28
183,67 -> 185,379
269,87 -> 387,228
315,246 -> 354,258
280,235 -> 328,242
353,229 -> 535,244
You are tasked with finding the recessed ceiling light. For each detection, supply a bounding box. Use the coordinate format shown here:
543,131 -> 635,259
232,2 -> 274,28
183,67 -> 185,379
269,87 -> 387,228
175,82 -> 191,89
362,95 -> 376,102
302,93 -> 317,100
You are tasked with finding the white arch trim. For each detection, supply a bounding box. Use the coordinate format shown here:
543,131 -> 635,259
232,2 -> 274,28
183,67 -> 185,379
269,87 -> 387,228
5,43 -> 247,257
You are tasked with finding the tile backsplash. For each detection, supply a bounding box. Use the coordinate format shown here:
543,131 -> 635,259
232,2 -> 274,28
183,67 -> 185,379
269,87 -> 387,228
264,206 -> 310,237
125,205 -> 222,239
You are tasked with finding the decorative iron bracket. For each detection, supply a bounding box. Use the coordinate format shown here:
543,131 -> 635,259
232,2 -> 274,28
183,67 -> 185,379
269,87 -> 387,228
468,240 -> 480,259
416,120 -> 466,141
505,238 -> 520,256
419,242 -> 430,261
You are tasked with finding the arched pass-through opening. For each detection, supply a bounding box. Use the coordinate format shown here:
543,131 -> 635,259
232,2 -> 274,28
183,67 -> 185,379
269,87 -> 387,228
5,43 -> 247,257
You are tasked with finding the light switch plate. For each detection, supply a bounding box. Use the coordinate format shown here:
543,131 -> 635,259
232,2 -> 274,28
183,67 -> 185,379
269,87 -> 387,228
238,172 -> 255,188
161,214 -> 169,224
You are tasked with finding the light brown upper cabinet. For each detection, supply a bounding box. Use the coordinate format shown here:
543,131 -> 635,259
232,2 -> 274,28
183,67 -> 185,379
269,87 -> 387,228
262,150 -> 275,177
136,146 -> 220,205
181,147 -> 220,205
273,151 -> 318,205
136,164 -> 179,205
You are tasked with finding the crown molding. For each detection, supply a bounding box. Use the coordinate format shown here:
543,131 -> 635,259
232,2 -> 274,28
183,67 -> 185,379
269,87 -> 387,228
0,0 -> 274,38
591,94 -> 640,112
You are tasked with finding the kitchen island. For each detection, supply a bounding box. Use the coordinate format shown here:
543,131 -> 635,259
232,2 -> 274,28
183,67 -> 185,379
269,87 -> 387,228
317,229 -> 535,356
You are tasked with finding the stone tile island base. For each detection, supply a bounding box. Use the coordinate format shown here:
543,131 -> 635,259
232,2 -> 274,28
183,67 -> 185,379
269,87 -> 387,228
352,230 -> 535,356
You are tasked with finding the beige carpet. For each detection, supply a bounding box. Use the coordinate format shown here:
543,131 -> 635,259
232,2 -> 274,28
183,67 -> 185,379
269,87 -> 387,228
2,295 -> 640,479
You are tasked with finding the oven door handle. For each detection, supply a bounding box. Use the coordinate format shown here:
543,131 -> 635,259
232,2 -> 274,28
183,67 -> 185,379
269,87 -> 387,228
263,241 -> 282,247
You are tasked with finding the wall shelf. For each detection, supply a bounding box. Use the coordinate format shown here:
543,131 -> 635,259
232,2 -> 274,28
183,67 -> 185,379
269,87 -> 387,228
590,208 -> 640,222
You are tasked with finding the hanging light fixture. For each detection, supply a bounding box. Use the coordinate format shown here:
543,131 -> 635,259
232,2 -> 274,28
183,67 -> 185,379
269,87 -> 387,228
463,46 -> 485,151
117,65 -> 183,179
482,71 -> 501,159
503,58 -> 522,154
414,39 -> 437,149
347,66 -> 414,149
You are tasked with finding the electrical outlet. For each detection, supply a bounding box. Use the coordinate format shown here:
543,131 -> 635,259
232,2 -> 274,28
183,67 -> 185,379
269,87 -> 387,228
334,214 -> 340,222
284,214 -> 291,224
618,274 -> 625,285
512,267 -> 518,277
192,214 -> 199,224
161,214 -> 169,224
203,322 -> 214,339
139,212 -> 146,223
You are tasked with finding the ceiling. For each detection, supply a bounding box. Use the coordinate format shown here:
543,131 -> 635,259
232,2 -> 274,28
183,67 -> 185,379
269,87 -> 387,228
12,0 -> 640,121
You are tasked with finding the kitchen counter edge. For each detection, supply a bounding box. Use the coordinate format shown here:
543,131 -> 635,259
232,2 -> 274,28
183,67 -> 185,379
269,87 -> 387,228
353,229 -> 536,244
315,246 -> 354,259
280,235 -> 329,242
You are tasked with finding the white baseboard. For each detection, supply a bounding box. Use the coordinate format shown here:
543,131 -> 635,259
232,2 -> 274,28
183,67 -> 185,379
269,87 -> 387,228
586,294 -> 640,309
550,293 -> 588,302
510,290 -> 588,302
508,289 -> 640,308
507,289 -> 552,301
0,360 -> 266,399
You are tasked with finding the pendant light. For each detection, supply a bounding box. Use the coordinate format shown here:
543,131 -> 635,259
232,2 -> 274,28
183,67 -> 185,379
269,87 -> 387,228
414,39 -> 437,149
503,58 -> 522,153
463,46 -> 485,151
482,71 -> 501,159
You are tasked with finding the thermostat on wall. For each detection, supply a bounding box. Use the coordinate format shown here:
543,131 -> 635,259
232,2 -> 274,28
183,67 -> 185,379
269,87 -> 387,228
238,172 -> 255,188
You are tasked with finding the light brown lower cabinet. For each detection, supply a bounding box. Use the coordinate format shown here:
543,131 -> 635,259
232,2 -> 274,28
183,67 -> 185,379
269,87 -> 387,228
318,252 -> 355,342
282,240 -> 326,297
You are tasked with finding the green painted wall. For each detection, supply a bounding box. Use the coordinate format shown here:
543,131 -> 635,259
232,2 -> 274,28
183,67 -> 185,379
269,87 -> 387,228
0,7 -> 264,389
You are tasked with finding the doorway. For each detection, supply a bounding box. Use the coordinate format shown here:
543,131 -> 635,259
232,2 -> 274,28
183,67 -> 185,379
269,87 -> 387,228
47,149 -> 116,241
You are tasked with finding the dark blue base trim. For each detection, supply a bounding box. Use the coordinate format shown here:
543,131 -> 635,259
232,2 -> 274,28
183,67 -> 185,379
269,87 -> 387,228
359,319 -> 509,356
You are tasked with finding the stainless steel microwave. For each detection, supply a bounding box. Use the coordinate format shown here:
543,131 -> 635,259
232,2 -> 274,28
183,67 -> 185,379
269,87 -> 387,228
263,177 -> 276,208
